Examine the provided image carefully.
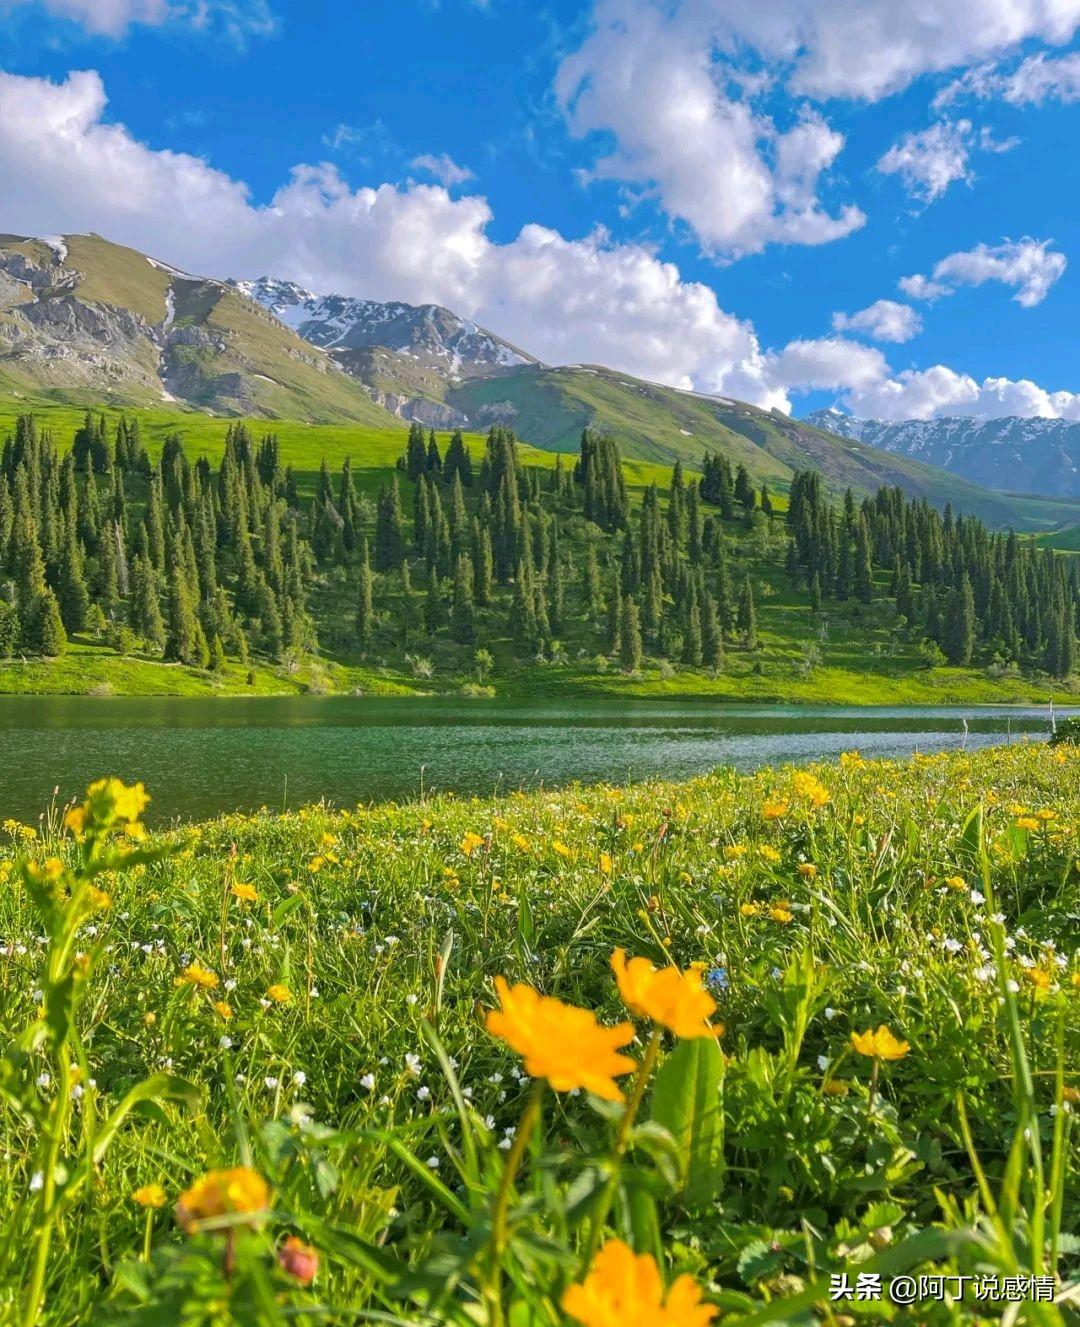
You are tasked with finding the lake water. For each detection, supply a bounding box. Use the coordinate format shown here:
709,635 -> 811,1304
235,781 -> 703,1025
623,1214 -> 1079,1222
0,696 -> 1071,824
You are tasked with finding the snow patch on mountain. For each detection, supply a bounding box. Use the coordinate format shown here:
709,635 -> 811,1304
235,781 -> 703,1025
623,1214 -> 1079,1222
231,276 -> 536,379
805,408 -> 1080,496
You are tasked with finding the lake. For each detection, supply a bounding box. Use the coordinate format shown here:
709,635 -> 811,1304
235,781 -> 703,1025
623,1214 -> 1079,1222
0,696 -> 1072,824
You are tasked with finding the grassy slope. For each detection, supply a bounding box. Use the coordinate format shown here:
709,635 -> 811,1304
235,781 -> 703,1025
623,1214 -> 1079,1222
449,367 -> 1080,531
0,746 -> 1075,1322
0,234 -> 393,424
1,402 -> 1079,702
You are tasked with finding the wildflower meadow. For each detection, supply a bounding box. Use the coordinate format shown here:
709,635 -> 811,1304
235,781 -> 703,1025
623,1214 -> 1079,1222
0,744 -> 1076,1325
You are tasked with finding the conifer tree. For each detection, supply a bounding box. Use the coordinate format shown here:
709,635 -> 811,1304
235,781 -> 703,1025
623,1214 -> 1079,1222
619,596 -> 643,672
736,577 -> 758,648
356,539 -> 374,647
451,554 -> 476,643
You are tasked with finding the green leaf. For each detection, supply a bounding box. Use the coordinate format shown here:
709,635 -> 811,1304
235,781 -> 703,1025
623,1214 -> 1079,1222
93,1074 -> 202,1166
649,1036 -> 724,1207
270,893 -> 303,927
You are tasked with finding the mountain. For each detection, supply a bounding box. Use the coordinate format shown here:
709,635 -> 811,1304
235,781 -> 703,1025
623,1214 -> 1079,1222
0,234 -> 390,424
805,407 -> 1080,498
1,235 -> 1078,531
232,277 -> 535,423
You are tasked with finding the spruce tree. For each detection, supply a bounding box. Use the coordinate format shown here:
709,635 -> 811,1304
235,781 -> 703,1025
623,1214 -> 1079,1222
618,596 -> 643,672
451,554 -> 476,643
356,540 -> 374,647
736,577 -> 758,649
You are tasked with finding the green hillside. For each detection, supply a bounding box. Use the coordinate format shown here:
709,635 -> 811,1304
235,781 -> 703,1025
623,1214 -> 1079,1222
0,234 -> 392,424
447,365 -> 1080,531
0,407 -> 1078,704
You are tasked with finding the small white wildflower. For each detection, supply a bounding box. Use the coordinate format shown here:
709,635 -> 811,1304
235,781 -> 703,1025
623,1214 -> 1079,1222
817,1056 -> 829,1072
404,1053 -> 421,1076
219,1035 -> 233,1049
416,1085 -> 431,1101
360,1073 -> 376,1091
425,1155 -> 439,1169
29,1171 -> 43,1193
264,1076 -> 280,1090
292,1070 -> 307,1087
824,1008 -> 837,1021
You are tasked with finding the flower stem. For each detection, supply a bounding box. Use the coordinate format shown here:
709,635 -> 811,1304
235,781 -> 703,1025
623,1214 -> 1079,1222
486,1078 -> 544,1325
581,1027 -> 662,1270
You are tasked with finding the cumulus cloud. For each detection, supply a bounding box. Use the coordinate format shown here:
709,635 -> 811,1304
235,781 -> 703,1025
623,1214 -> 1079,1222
831,299 -> 922,343
0,0 -> 276,39
0,67 -> 788,407
554,0 -> 1080,252
718,0 -> 1080,101
897,274 -> 951,301
409,153 -> 475,187
902,238 -> 1067,308
554,0 -> 864,257
1,67 -> 1075,429
845,366 -> 1080,422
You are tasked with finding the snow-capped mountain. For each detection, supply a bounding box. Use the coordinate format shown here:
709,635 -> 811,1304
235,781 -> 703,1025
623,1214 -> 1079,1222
231,278 -> 536,380
805,407 -> 1080,497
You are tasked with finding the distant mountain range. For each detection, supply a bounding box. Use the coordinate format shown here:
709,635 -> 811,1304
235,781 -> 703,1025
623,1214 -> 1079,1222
805,407 -> 1080,498
2,231 -> 1080,529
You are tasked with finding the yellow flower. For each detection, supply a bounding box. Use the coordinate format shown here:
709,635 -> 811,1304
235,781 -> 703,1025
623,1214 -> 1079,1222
64,806 -> 87,835
839,751 -> 865,769
599,852 -> 613,874
485,977 -> 635,1101
1015,816 -> 1040,832
758,844 -> 781,863
851,1025 -> 910,1061
724,844 -> 747,860
562,1239 -> 716,1327
143,1012 -> 157,1026
132,1184 -> 166,1209
266,983 -> 292,1003
176,963 -> 218,990
822,1079 -> 850,1097
1023,967 -> 1052,992
552,840 -> 572,859
306,856 -> 325,873
460,831 -> 485,858
213,1001 -> 233,1020
231,882 -> 258,903
797,863 -> 818,879
739,901 -> 759,917
87,886 -> 111,910
944,876 -> 967,891
792,771 -> 830,808
770,904 -> 794,924
511,833 -> 531,852
175,1166 -> 269,1233
611,949 -> 721,1040
762,799 -> 788,821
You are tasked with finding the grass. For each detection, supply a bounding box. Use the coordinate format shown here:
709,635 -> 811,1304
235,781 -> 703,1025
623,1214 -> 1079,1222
0,744 -> 1076,1324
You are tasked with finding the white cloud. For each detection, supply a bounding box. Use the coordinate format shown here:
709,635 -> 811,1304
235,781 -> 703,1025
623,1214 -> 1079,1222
937,50 -> 1080,107
0,0 -> 276,38
0,68 -> 786,408
831,299 -> 922,342
722,0 -> 1080,101
876,120 -> 977,202
2,67 -> 1075,430
554,0 -> 864,257
845,365 -> 1080,422
926,237 -> 1067,307
409,153 -> 475,187
898,273 -> 952,301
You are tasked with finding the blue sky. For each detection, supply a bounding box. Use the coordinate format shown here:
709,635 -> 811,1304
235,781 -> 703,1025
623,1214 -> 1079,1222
1,0 -> 1080,422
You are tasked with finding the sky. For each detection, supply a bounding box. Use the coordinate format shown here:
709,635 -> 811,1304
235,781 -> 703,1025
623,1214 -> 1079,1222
2,0 -> 1080,423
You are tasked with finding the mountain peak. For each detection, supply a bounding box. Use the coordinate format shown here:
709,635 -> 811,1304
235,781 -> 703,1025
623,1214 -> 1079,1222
231,278 -> 537,379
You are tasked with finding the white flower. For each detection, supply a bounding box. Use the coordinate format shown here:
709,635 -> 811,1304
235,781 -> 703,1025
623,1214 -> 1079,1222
406,993 -> 419,1006
224,979 -> 238,992
824,1008 -> 837,1021
969,890 -> 985,905
259,998 -> 271,1010
219,1035 -> 233,1049
416,1085 -> 431,1101
70,1084 -> 84,1100
817,1056 -> 830,1072
360,1073 -> 376,1092
309,986 -> 320,998
425,1155 -> 439,1169
264,1076 -> 280,1090
385,935 -> 400,947
404,1053 -> 421,1076
35,1072 -> 50,1090
292,1070 -> 307,1087
29,1171 -> 43,1193
942,937 -> 963,954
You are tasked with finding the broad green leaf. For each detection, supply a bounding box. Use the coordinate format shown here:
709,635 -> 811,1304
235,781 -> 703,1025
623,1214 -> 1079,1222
649,1036 -> 724,1207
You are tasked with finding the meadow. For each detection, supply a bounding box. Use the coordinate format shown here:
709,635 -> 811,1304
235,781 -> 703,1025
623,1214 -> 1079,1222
0,743 -> 1076,1324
